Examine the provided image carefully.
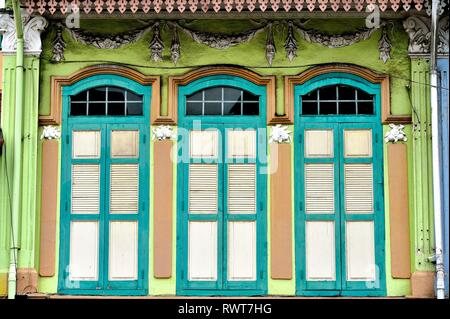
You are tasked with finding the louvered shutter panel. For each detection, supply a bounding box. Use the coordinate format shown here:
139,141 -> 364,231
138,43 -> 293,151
344,164 -> 373,214
110,164 -> 139,214
188,164 -> 218,213
71,165 -> 100,214
228,164 -> 256,214
305,163 -> 335,214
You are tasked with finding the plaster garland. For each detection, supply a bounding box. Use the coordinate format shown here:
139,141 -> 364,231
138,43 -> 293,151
385,124 -> 407,143
0,13 -> 48,55
269,125 -> 292,144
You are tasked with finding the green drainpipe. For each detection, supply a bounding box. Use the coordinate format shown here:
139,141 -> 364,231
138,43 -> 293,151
8,0 -> 24,300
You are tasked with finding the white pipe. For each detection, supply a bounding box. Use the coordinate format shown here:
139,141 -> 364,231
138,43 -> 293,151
430,0 -> 446,299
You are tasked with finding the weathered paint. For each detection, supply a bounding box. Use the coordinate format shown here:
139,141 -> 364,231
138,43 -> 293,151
0,18 -> 416,296
438,57 -> 449,297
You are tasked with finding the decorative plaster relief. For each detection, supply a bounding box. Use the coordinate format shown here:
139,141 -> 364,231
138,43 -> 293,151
0,13 -> 48,55
385,124 -> 407,143
41,126 -> 61,140
152,125 -> 175,141
269,125 -> 292,144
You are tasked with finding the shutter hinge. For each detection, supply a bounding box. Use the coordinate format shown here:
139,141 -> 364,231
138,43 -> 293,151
375,133 -> 379,143
299,133 -> 303,144
65,201 -> 68,212
142,201 -> 145,211
143,134 -> 147,144
299,201 -> 303,211
260,270 -> 264,279
66,135 -> 69,144
182,200 -> 185,212
181,270 -> 184,280
259,201 -> 263,211
376,201 -> 380,212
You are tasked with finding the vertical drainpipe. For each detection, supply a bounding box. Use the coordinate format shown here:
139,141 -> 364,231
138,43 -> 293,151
430,0 -> 445,300
8,0 -> 24,300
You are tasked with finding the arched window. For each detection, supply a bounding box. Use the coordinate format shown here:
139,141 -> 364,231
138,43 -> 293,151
186,86 -> 259,116
70,86 -> 143,116
301,84 -> 374,115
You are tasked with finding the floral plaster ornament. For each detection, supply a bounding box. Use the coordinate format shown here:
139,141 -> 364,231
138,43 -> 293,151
41,126 -> 61,140
269,124 -> 292,143
152,125 -> 175,141
385,124 -> 407,143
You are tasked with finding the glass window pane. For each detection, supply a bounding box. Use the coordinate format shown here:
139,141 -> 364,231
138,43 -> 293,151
224,87 -> 242,103
302,90 -> 317,101
319,102 -> 337,115
302,102 -> 318,115
357,90 -> 373,101
127,91 -> 142,102
71,91 -> 87,102
319,86 -> 337,100
89,103 -> 106,116
204,87 -> 222,101
89,87 -> 107,101
70,103 -> 87,116
242,102 -> 259,115
338,85 -> 355,100
242,90 -> 259,102
127,103 -> 143,116
224,102 -> 242,115
108,87 -> 126,101
204,102 -> 222,115
108,102 -> 126,116
186,102 -> 203,115
358,102 -> 374,114
339,102 -> 357,115
187,91 -> 203,102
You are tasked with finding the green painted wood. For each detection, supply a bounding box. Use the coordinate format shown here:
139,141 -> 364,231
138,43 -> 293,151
294,73 -> 386,296
58,75 -> 151,295
176,75 -> 268,296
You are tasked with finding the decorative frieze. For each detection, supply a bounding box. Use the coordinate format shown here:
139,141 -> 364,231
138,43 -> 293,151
24,0 -> 428,14
0,13 -> 48,55
403,15 -> 449,56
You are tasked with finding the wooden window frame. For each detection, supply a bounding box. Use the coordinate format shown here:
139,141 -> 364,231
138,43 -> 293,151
285,64 -> 412,124
166,66 -> 277,125
40,65 -> 160,125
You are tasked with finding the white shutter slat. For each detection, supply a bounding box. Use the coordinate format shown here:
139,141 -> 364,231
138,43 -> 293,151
305,163 -> 335,214
71,165 -> 100,214
344,164 -> 374,214
110,164 -> 139,214
189,164 -> 218,214
228,164 -> 256,214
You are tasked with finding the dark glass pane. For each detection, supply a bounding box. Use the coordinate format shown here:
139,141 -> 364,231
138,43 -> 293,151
127,102 -> 143,115
358,102 -> 374,114
243,102 -> 259,115
186,102 -> 203,115
71,91 -> 87,102
224,102 -> 242,115
108,87 -> 126,101
204,102 -> 222,115
320,86 -> 337,100
242,90 -> 259,102
70,103 -> 87,116
88,102 -> 106,115
339,85 -> 356,100
339,101 -> 357,115
108,102 -> 126,116
204,87 -> 222,101
127,91 -> 143,102
302,90 -> 317,101
302,102 -> 318,115
89,87 -> 107,101
319,102 -> 337,115
357,89 -> 373,101
187,91 -> 203,102
224,87 -> 242,103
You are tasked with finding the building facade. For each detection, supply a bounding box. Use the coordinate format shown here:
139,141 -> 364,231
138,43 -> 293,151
0,0 -> 448,298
